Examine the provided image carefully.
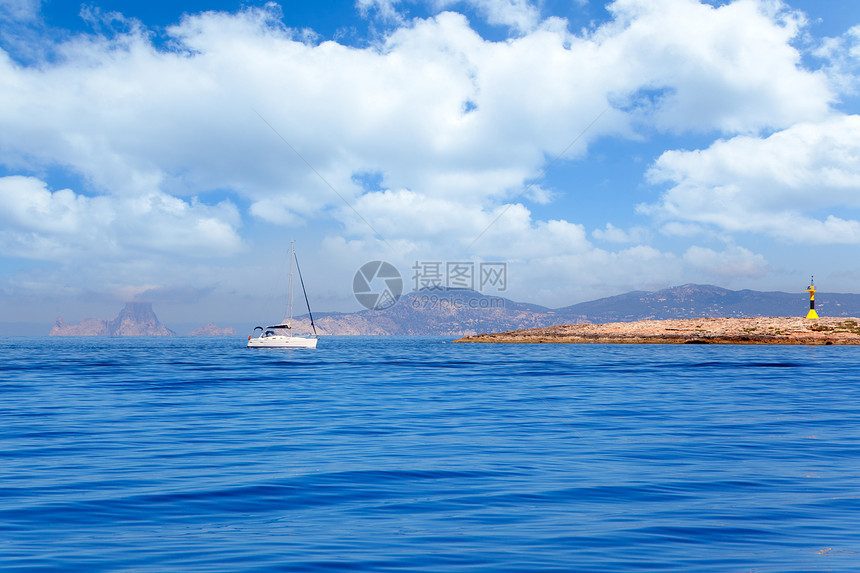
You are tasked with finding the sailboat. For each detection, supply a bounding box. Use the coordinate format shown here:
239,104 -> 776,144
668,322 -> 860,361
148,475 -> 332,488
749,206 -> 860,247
248,242 -> 319,348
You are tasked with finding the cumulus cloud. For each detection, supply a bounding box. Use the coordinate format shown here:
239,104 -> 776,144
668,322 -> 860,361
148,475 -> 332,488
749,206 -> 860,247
0,176 -> 243,260
814,24 -> 860,97
599,0 -> 831,133
643,114 -> 860,243
435,0 -> 541,33
2,0 -> 829,212
334,187 -> 595,263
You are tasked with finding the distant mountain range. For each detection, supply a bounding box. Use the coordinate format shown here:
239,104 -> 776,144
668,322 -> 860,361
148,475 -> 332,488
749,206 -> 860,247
42,284 -> 860,337
289,289 -> 561,335
286,284 -> 860,336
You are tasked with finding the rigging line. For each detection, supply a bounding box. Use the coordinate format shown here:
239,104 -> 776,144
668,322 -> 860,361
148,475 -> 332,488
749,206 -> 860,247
253,109 -> 394,251
293,250 -> 317,336
465,106 -> 610,252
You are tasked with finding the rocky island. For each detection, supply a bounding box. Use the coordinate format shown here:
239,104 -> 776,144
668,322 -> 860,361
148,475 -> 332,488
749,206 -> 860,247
454,317 -> 860,345
51,302 -> 175,336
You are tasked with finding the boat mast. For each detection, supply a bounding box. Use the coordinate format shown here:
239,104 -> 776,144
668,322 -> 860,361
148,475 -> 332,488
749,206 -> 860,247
293,249 -> 317,336
288,240 -> 294,328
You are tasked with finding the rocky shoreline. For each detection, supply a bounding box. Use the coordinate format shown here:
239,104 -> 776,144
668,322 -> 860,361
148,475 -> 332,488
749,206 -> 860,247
453,317 -> 860,345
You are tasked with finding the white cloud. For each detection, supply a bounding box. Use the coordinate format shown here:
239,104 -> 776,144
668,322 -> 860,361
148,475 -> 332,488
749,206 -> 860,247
357,0 -> 404,23
592,222 -> 649,243
0,176 -> 243,260
0,0 -> 40,21
599,0 -> 830,133
683,245 -> 769,278
336,187 -> 595,261
643,114 -> 860,243
814,24 -> 860,97
357,0 -> 540,32
4,0 -> 827,216
515,244 -> 684,307
434,0 -> 541,33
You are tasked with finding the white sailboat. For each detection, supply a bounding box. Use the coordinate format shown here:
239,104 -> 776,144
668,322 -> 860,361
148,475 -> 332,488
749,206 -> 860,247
248,242 -> 319,349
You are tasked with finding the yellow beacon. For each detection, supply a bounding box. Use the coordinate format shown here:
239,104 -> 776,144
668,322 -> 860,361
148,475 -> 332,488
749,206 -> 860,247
805,277 -> 819,319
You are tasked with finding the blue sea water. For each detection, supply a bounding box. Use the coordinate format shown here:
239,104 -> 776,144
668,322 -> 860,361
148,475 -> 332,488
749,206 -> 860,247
1,336 -> 859,572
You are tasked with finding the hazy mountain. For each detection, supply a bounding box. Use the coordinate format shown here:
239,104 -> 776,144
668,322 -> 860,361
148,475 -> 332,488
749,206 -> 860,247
287,289 -> 570,336
558,284 -> 797,322
556,283 -> 860,322
50,302 -> 175,336
289,284 -> 860,336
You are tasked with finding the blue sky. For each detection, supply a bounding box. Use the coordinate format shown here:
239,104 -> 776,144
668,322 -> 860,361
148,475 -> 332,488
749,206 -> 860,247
2,0 -> 860,328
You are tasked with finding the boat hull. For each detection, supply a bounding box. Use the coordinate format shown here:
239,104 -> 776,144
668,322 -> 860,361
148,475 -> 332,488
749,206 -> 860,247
247,335 -> 318,349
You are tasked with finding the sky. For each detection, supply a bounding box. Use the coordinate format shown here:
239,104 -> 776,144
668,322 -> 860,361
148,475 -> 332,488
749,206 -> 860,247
1,0 -> 860,328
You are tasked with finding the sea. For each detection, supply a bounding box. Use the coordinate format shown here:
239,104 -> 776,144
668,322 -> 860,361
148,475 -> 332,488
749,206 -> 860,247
1,336 -> 859,572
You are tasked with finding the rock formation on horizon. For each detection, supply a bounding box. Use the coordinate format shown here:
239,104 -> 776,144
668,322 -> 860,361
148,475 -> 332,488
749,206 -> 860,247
287,284 -> 860,336
188,323 -> 237,336
50,302 -> 175,336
